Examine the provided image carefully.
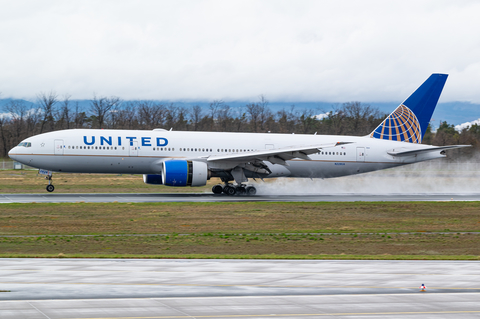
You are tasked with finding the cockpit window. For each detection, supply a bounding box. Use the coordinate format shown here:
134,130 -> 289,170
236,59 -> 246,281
17,142 -> 32,147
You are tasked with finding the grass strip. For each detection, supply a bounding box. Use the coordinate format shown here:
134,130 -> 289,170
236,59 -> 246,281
1,201 -> 479,259
0,253 -> 478,260
1,201 -> 480,235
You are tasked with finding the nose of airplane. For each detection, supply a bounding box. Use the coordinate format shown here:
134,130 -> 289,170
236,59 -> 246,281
8,147 -> 18,161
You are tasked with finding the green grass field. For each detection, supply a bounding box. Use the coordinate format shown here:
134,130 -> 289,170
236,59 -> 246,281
0,201 -> 479,259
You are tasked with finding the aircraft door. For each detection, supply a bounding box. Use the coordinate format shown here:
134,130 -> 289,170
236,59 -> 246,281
129,141 -> 138,157
265,144 -> 274,149
356,147 -> 365,162
54,139 -> 64,155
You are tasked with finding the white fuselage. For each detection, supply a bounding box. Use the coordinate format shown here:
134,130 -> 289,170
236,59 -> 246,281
8,129 -> 445,181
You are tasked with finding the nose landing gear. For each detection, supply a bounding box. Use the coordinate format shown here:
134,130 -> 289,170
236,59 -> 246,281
45,175 -> 55,192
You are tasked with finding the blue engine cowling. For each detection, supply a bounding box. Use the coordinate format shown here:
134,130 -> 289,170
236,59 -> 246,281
143,174 -> 163,185
162,160 -> 208,187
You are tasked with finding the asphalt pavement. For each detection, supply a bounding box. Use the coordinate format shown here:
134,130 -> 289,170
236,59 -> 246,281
1,192 -> 479,203
1,259 -> 480,318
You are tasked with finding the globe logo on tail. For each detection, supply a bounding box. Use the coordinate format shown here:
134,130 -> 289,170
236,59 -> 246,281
370,105 -> 422,143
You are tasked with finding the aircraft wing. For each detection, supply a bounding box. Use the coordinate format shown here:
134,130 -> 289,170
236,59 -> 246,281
387,145 -> 471,157
207,142 -> 352,166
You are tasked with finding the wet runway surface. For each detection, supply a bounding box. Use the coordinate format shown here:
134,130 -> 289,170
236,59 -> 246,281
1,192 -> 480,203
1,259 -> 480,318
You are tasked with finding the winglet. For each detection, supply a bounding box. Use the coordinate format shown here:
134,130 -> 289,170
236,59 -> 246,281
370,74 -> 448,143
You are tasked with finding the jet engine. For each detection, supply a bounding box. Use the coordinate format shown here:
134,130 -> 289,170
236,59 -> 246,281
143,174 -> 163,185
162,160 -> 209,187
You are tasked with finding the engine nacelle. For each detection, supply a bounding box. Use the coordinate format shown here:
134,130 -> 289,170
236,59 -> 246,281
162,160 -> 208,187
143,174 -> 163,185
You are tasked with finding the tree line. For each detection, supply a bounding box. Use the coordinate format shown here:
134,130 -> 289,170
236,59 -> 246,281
0,92 -> 478,159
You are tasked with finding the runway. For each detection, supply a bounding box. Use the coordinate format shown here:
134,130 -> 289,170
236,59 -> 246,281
1,259 -> 480,318
1,192 -> 480,203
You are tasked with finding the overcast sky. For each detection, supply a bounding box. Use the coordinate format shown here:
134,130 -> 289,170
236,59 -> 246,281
1,0 -> 479,103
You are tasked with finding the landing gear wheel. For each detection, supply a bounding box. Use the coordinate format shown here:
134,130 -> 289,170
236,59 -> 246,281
223,186 -> 236,196
46,184 -> 55,192
246,186 -> 256,195
235,185 -> 246,195
212,184 -> 223,194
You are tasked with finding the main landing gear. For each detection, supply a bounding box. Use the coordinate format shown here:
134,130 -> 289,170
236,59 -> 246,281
212,183 -> 256,196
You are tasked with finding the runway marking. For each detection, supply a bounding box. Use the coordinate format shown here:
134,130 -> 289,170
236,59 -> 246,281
152,298 -> 195,319
65,310 -> 480,319
28,301 -> 52,319
1,281 -> 480,290
2,292 -> 480,302
2,268 -> 479,277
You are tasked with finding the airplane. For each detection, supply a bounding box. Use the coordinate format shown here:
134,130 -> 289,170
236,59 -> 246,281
8,73 -> 470,195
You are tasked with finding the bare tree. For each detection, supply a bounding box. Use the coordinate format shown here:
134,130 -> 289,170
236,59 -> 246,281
57,94 -> 72,130
175,107 -> 189,131
89,95 -> 121,129
246,103 -> 261,132
164,103 -> 178,130
217,104 -> 232,132
37,91 -> 58,133
4,100 -> 29,143
72,101 -> 88,128
258,95 -> 271,131
116,102 -> 138,129
208,100 -> 224,131
0,115 -> 10,157
190,105 -> 203,131
342,101 -> 382,135
137,101 -> 167,129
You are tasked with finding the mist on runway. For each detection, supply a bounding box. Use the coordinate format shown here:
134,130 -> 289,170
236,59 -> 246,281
256,159 -> 480,195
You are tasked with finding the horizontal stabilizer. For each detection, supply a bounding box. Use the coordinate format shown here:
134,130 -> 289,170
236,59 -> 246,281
387,145 -> 471,157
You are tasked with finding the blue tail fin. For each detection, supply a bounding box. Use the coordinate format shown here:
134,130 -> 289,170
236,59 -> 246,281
370,73 -> 448,143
